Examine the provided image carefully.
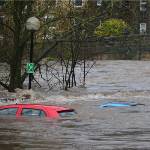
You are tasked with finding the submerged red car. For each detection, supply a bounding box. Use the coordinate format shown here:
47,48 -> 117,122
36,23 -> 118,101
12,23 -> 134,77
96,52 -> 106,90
0,104 -> 76,119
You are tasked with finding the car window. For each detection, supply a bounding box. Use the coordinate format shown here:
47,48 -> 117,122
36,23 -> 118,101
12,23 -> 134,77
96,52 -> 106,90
21,108 -> 46,117
0,108 -> 18,115
58,110 -> 76,118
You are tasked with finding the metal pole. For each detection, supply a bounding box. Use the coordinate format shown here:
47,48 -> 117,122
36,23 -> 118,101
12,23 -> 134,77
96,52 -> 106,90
29,31 -> 34,89
83,48 -> 85,87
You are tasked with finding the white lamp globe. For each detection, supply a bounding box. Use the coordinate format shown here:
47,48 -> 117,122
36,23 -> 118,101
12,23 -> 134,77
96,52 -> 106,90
26,17 -> 40,31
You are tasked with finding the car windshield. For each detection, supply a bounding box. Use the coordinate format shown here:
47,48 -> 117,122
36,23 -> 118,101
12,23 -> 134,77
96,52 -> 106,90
58,109 -> 76,118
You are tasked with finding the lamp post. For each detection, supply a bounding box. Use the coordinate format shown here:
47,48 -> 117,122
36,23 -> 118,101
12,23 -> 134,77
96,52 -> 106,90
26,17 -> 40,89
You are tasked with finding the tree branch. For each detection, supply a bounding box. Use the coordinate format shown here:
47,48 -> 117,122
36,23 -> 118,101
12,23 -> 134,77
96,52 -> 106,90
0,81 -> 9,91
0,22 -> 15,33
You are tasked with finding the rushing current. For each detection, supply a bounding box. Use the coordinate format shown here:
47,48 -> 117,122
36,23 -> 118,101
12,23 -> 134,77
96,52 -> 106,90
0,60 -> 150,150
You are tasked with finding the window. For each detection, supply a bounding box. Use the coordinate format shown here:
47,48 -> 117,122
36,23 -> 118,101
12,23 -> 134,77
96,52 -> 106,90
21,108 -> 46,117
74,0 -> 83,7
0,108 -> 18,115
43,14 -> 56,40
55,0 -> 59,7
140,23 -> 146,34
140,0 -> 147,11
58,110 -> 77,118
97,0 -> 102,6
0,0 -> 5,9
124,0 -> 129,8
0,16 -> 4,24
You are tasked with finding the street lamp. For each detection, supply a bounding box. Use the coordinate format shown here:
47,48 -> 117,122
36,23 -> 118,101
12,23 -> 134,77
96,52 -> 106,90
26,17 -> 40,89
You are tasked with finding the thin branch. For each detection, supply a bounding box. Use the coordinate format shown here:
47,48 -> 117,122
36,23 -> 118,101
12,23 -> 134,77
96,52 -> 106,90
0,22 -> 15,33
0,81 -> 9,91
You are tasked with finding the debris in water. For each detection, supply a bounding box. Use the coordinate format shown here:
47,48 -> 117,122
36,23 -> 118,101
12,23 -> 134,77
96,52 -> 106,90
0,89 -> 46,104
99,101 -> 145,108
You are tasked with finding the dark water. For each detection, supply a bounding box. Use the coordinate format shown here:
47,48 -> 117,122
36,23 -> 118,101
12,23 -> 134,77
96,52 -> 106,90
1,60 -> 150,150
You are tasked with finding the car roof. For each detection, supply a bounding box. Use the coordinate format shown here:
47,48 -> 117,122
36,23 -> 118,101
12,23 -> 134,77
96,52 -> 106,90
0,104 -> 72,111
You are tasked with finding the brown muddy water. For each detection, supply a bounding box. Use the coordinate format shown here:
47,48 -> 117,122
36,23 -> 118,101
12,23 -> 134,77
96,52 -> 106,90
1,60 -> 150,150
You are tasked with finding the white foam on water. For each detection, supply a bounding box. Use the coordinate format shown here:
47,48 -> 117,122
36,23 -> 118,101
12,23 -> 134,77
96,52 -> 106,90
1,60 -> 150,105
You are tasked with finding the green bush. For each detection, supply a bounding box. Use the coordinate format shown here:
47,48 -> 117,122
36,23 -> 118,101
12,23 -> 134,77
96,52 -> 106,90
94,18 -> 129,37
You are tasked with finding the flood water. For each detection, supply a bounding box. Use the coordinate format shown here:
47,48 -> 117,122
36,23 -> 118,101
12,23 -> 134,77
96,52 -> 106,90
1,60 -> 150,150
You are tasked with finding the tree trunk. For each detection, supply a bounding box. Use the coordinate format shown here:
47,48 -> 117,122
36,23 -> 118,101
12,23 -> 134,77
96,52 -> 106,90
9,48 -> 23,92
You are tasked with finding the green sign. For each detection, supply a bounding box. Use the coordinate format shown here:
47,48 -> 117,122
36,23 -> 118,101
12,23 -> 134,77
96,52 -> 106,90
26,63 -> 35,74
